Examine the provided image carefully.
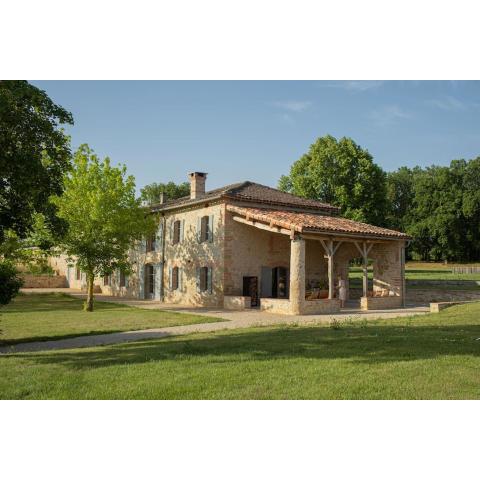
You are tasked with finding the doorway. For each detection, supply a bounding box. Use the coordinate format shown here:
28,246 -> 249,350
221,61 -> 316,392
243,276 -> 259,307
261,266 -> 289,299
144,264 -> 155,299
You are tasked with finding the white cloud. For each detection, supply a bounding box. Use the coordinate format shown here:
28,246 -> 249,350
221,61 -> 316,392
367,105 -> 411,127
270,100 -> 312,112
426,96 -> 466,111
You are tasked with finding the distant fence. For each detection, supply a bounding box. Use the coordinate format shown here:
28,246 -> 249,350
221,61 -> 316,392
452,266 -> 480,274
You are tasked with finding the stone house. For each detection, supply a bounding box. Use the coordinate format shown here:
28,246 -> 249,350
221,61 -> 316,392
54,171 -> 409,315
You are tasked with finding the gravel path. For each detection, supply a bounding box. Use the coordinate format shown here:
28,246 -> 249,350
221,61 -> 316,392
1,294 -> 429,354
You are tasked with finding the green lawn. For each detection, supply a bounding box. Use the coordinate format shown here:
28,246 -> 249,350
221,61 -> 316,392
0,302 -> 479,399
349,262 -> 480,290
0,293 -> 221,345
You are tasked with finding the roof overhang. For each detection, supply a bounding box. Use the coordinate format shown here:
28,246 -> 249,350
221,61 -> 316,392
227,205 -> 410,242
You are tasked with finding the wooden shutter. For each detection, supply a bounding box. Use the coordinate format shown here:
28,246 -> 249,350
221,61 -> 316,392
197,217 -> 202,243
207,267 -> 213,294
179,267 -> 183,292
169,266 -> 173,290
172,267 -> 178,290
196,267 -> 201,292
180,220 -> 185,242
208,215 -> 214,242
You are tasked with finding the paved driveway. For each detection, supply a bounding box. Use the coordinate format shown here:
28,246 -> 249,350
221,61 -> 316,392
3,291 -> 429,354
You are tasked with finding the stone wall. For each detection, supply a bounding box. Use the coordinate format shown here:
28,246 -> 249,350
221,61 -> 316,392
224,295 -> 251,310
21,274 -> 68,288
224,209 -> 290,296
260,298 -> 292,314
360,296 -> 402,310
302,298 -> 341,314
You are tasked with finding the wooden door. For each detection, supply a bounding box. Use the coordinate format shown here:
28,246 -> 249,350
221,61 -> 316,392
243,276 -> 259,307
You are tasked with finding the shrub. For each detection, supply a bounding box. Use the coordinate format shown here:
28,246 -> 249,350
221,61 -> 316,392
0,261 -> 23,306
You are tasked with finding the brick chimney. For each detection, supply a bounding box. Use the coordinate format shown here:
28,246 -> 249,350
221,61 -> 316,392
189,172 -> 207,199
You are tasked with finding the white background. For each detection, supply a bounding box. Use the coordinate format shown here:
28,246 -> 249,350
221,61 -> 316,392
1,1 -> 479,478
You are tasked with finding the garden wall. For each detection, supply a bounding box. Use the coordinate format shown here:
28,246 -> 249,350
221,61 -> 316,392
21,275 -> 68,288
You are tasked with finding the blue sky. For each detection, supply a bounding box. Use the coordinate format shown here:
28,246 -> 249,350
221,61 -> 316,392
32,81 -> 480,192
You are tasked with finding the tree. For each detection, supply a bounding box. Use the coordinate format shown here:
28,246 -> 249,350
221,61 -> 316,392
279,135 -> 388,225
53,145 -> 156,311
0,261 -> 23,307
405,158 -> 480,262
385,166 -> 417,231
0,81 -> 73,244
140,181 -> 190,205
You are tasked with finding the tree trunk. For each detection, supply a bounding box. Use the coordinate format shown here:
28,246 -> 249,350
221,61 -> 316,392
85,273 -> 94,312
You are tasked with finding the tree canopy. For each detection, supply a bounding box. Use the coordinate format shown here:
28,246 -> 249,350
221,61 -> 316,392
279,135 -> 388,225
140,181 -> 190,205
0,80 -> 73,244
53,145 -> 156,311
388,158 -> 480,262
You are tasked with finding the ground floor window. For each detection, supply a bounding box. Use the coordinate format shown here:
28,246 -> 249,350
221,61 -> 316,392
103,274 -> 110,286
119,271 -> 127,287
76,266 -> 81,281
197,266 -> 212,293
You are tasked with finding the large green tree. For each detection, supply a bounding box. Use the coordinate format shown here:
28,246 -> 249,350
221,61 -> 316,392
279,135 -> 388,225
54,145 -> 155,311
140,181 -> 190,205
406,158 -> 480,261
0,80 -> 73,243
385,166 -> 417,231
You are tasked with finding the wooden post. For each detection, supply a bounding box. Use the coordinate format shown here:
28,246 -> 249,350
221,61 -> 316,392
362,242 -> 368,298
328,240 -> 334,299
354,241 -> 373,298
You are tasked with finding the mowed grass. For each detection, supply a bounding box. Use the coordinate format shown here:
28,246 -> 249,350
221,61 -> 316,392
0,293 -> 221,345
349,262 -> 480,290
0,302 -> 479,399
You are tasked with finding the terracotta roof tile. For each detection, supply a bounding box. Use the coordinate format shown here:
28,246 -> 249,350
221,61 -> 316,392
227,205 -> 410,240
151,181 -> 339,213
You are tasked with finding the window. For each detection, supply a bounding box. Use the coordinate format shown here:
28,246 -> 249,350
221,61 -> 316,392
146,264 -> 155,295
197,266 -> 212,293
173,220 -> 181,245
172,266 -> 179,290
75,266 -> 81,281
119,271 -> 126,287
103,274 -> 110,286
146,234 -> 156,252
198,215 -> 213,243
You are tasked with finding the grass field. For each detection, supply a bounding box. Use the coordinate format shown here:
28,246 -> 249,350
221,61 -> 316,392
0,301 -> 479,399
0,293 -> 220,345
349,262 -> 480,290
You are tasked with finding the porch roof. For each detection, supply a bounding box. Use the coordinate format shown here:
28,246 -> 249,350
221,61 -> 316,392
227,205 -> 410,240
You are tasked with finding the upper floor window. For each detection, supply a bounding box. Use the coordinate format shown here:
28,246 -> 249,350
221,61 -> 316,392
170,219 -> 184,245
173,220 -> 181,245
146,233 -> 156,252
198,215 -> 213,243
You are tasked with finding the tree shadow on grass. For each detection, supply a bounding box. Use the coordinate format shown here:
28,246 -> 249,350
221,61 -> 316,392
3,293 -> 126,314
12,322 -> 480,370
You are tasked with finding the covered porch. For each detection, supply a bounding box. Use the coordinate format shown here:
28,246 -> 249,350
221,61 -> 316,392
225,205 -> 409,315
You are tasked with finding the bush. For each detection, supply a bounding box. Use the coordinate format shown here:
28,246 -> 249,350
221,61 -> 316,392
0,261 -> 23,306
